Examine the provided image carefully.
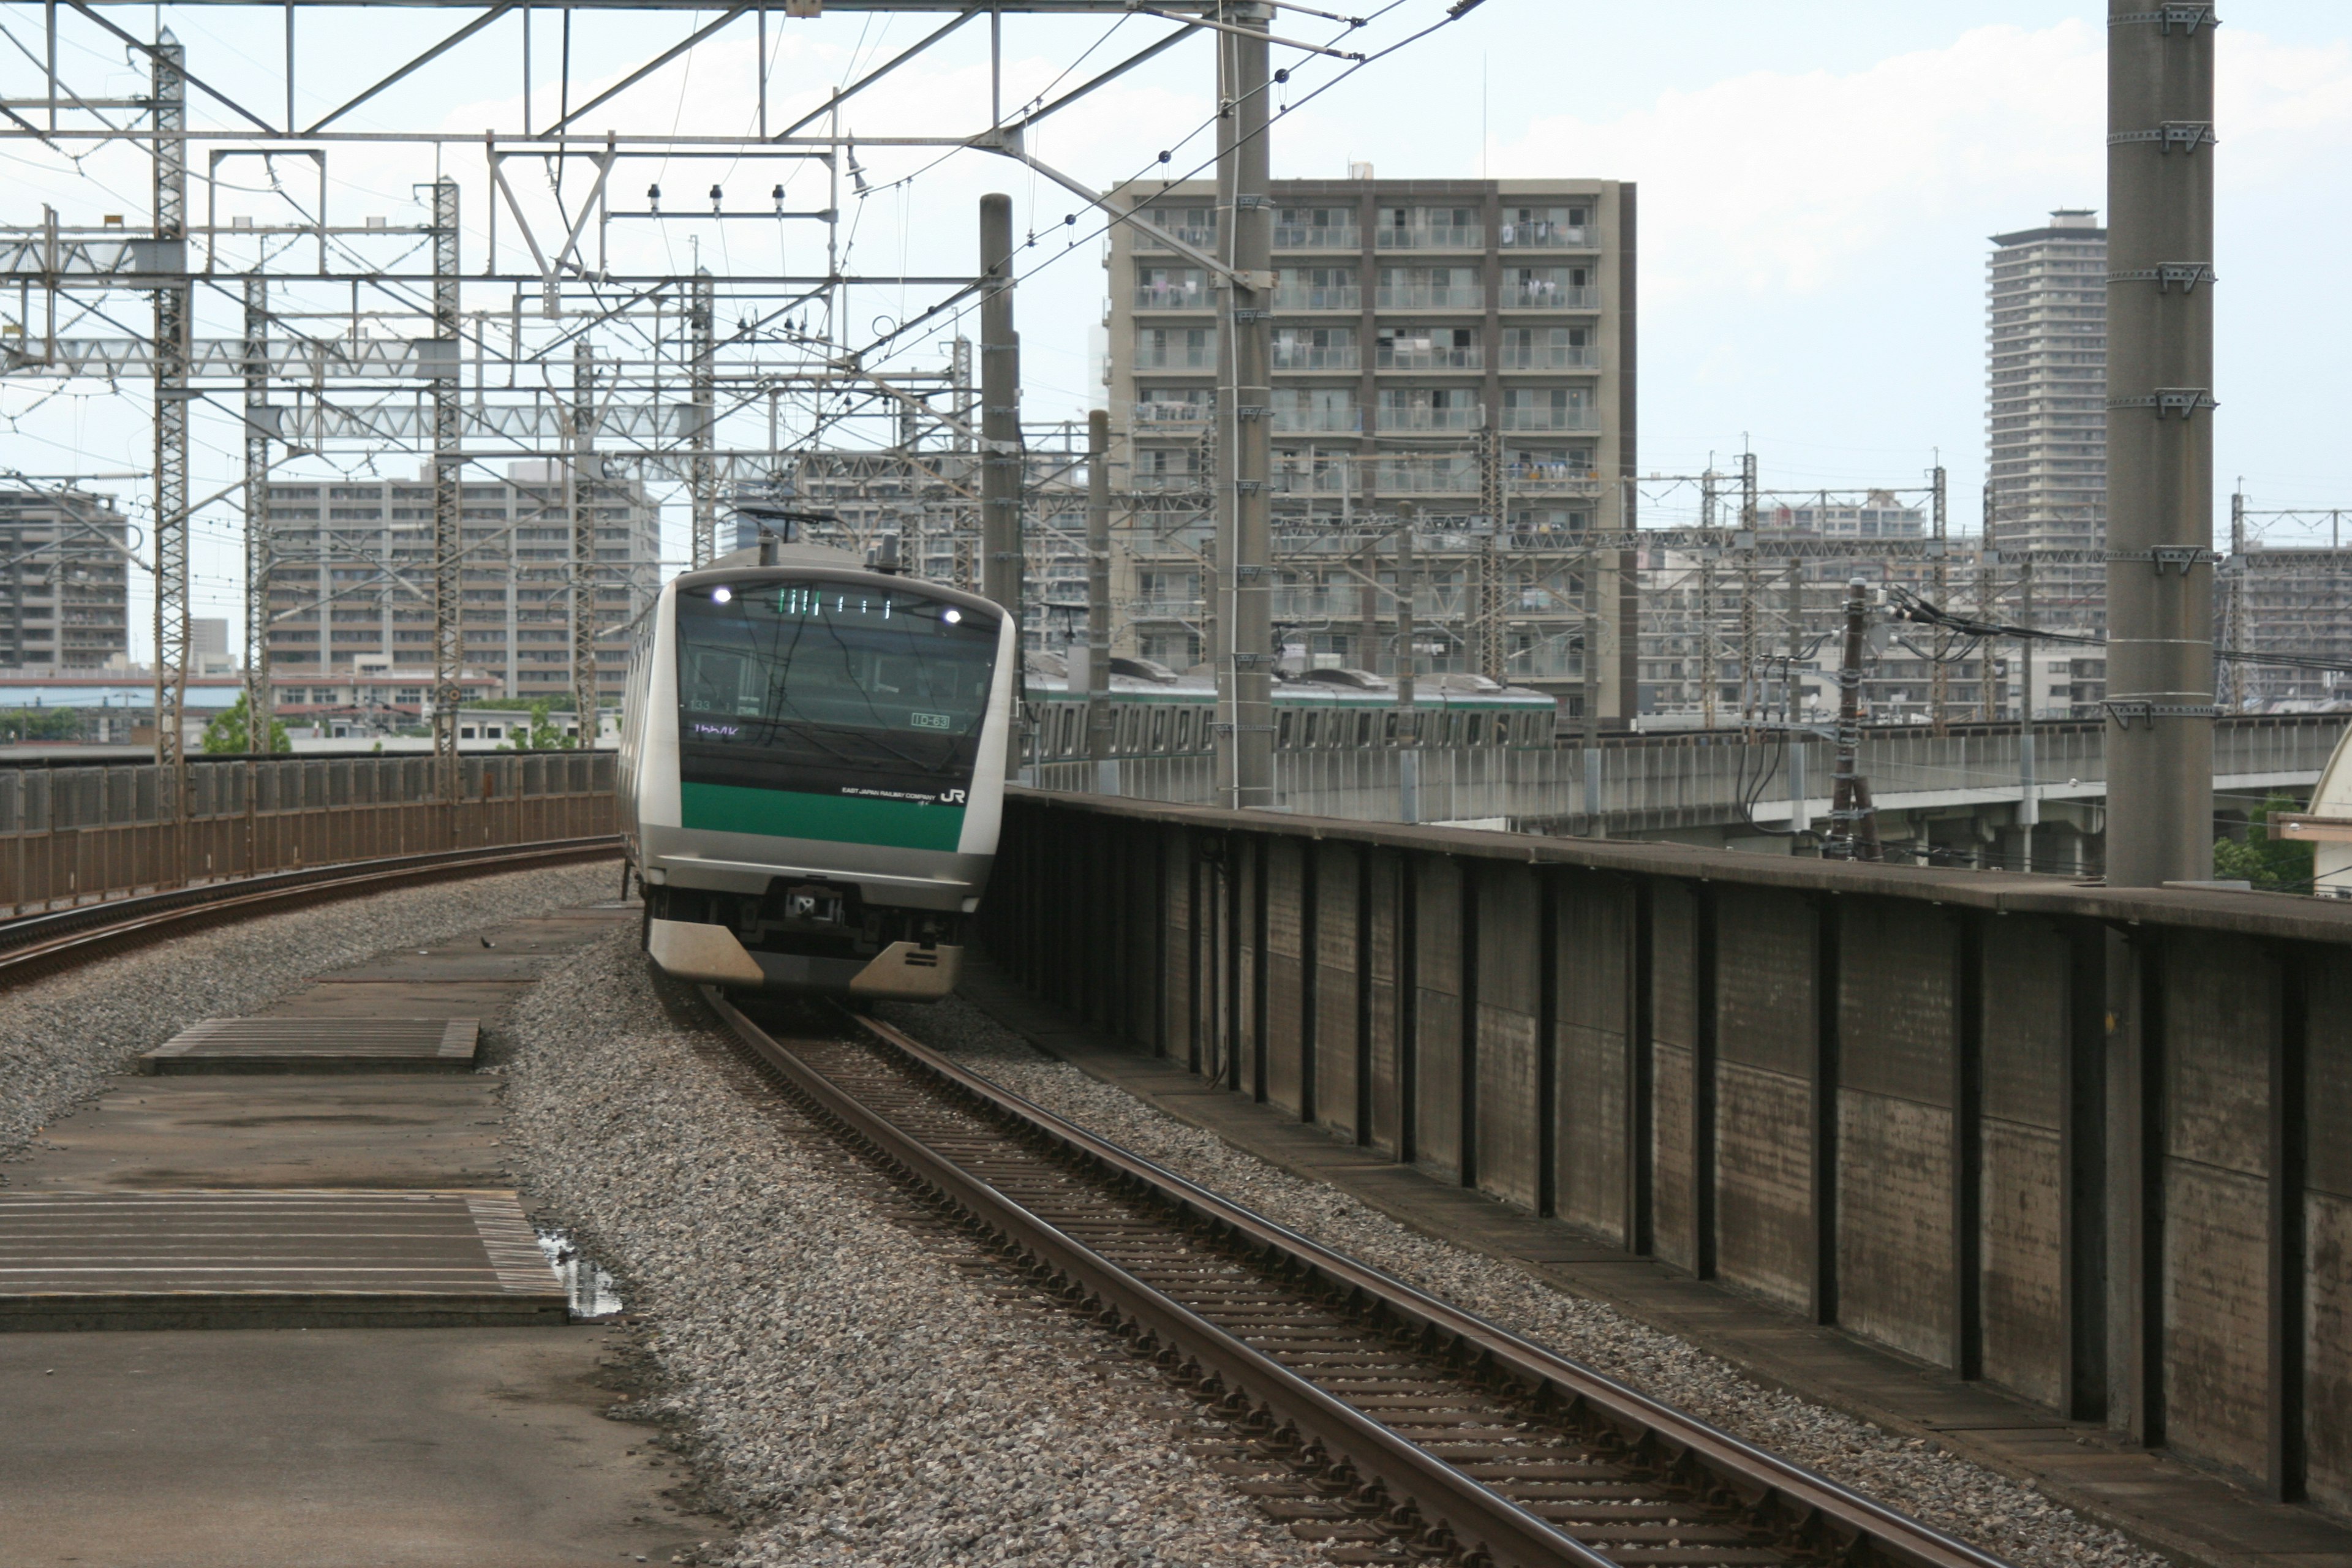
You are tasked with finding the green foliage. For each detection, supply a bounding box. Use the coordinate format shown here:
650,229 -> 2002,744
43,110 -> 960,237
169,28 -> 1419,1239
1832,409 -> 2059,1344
2212,793 -> 2314,893
495,698 -> 570,752
198,694 -> 292,755
0,707 -> 82,742
470,696 -> 576,712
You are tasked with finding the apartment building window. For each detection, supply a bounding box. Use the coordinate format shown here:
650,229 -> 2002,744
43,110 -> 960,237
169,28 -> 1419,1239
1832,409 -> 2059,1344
1501,326 -> 1594,369
1136,206 -> 1216,249
1505,266 -> 1595,308
1376,326 -> 1479,370
1133,448 -> 1200,491
1272,326 -> 1357,371
1500,206 -> 1591,247
1377,453 -> 1479,494
1376,206 -> 1482,249
1377,386 -> 1482,433
1504,445 -> 1596,482
1375,266 -> 1481,310
1273,207 -> 1357,248
1134,266 -> 1209,309
1502,386 -> 1593,432
1273,447 -> 1358,494
1273,266 -> 1359,311
1272,388 -> 1360,434
1136,326 -> 1216,370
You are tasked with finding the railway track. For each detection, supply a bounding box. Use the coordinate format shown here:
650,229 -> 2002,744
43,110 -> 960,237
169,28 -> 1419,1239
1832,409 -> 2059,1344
708,990 -> 2014,1568
0,837 -> 620,984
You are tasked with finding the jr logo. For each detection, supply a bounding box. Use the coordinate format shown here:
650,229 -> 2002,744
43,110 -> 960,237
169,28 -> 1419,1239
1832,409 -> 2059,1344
940,788 -> 968,805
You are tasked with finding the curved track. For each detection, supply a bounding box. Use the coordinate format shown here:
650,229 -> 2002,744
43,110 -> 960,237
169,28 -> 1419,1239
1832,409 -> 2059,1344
708,990 -> 2016,1568
0,837 -> 621,985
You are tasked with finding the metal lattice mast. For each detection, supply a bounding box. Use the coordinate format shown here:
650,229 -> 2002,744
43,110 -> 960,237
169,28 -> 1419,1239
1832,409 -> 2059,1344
2223,488 -> 2245,712
149,34 -> 189,809
570,340 -> 601,742
1929,464 -> 1949,734
688,270 -> 717,568
1979,484 -> 2000,720
429,176 -> 463,797
1477,423 -> 1504,682
1737,451 -> 1758,734
241,273 -> 272,753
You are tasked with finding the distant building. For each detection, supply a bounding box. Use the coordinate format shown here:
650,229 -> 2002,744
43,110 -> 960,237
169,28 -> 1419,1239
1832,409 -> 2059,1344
1986,209 -> 2107,639
0,487 -> 130,668
260,464 -> 660,703
190,616 -> 234,675
1101,171 -> 1636,713
2220,543 -> 2352,709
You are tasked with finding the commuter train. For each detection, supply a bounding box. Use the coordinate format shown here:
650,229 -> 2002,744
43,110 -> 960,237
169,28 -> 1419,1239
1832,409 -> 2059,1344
619,540 -> 1017,1001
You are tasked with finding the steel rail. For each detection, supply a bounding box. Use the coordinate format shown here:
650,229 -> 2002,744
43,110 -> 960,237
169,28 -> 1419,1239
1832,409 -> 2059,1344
0,835 -> 619,983
705,990 -> 2016,1568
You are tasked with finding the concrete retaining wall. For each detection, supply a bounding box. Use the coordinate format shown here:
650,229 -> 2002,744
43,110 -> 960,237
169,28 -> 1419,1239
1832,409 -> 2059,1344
986,788 -> 2352,1515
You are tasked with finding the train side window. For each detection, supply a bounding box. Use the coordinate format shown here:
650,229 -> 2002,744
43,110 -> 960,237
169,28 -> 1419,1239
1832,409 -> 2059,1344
1277,710 -> 1295,748
1060,705 -> 1080,756
1150,708 -> 1168,751
1384,712 -> 1398,745
1466,714 -> 1485,745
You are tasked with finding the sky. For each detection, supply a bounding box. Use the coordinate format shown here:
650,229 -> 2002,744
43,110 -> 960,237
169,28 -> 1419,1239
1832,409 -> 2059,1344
1,1 -> 2347,658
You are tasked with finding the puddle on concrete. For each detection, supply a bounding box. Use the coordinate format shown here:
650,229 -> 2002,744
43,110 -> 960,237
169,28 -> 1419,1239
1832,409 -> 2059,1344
535,1229 -> 624,1318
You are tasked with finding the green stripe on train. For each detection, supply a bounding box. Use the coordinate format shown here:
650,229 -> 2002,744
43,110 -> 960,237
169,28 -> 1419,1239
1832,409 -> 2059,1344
679,782 -> 965,851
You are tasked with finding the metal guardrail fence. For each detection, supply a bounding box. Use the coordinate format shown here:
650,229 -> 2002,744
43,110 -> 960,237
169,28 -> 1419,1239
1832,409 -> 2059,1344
1028,714 -> 2344,834
0,752 -> 617,914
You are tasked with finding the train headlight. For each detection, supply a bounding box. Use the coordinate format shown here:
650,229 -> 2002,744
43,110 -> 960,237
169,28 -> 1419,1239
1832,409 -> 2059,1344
943,608 -> 960,624
712,586 -> 733,605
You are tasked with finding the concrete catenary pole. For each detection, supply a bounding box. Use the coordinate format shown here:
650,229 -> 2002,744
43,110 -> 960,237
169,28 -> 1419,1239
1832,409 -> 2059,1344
1084,408 -> 1115,785
2103,0 -> 2217,886
1220,3 -> 1275,810
569,342 -> 600,745
979,194 -> 1023,778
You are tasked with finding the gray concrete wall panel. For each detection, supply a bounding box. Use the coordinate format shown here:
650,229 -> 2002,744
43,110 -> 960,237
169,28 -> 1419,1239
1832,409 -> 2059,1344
1315,842 -> 1362,1141
1366,850 -> 1405,1156
1716,1060 -> 1815,1311
1980,1118 -> 2066,1409
1838,1090 -> 1958,1365
1264,836 -> 1308,1118
2163,1161 -> 2271,1478
1475,864 -> 1544,1212
1555,876 -> 1633,1243
1414,855 -> 1465,1182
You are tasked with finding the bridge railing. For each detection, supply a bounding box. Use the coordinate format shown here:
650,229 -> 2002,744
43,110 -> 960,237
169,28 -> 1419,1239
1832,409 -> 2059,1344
0,752 -> 617,914
986,787 -> 2352,1515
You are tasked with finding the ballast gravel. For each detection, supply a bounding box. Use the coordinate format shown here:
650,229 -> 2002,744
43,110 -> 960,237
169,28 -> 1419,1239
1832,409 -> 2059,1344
882,993 -> 2173,1568
501,932 -> 1327,1568
0,860 -> 618,1167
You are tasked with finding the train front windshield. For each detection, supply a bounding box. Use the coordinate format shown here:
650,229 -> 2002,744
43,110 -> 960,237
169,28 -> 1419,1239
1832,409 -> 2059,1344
675,580 -> 1000,805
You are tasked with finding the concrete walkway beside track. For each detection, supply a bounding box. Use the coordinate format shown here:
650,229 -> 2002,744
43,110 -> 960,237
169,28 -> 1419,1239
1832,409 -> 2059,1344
954,959 -> 2352,1568
0,897 -> 725,1568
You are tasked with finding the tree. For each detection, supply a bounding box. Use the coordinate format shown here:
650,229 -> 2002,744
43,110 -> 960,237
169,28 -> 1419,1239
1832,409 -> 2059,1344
496,698 -> 568,752
199,694 -> 292,755
2212,793 -> 2313,893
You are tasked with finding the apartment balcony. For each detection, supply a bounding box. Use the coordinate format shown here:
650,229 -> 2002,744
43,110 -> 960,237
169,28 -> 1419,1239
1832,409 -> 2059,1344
1502,283 -> 1599,309
1500,406 -> 1599,432
1133,283 -> 1212,311
1127,471 -> 1206,493
1272,345 -> 1361,371
1377,405 -> 1483,433
1133,224 -> 1218,251
1125,599 -> 1202,621
1502,344 -> 1599,371
1273,224 -> 1360,249
1378,465 -> 1481,494
1501,463 -> 1602,494
1374,284 -> 1483,310
1272,407 -> 1363,434
1270,464 -> 1356,495
1132,400 -> 1213,427
1377,345 -> 1482,371
1274,284 -> 1362,311
1374,224 -> 1485,250
1500,221 -> 1593,249
1135,346 -> 1216,371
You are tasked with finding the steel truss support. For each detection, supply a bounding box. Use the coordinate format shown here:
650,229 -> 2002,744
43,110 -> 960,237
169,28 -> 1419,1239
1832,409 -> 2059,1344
241,271 -> 271,753
429,175 -> 462,797
150,34 -> 189,837
570,339 -> 600,740
688,269 -> 717,568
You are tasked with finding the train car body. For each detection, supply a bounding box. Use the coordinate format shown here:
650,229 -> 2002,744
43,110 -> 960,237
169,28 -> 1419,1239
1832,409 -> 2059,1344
620,552 -> 1016,1000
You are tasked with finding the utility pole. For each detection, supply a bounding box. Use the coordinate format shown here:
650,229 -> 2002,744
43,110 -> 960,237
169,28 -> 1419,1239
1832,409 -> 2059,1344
1084,408 -> 1115,788
1697,468 -> 1718,729
2223,486 -> 2245,712
2018,556 -> 2038,872
1826,576 -> 1879,861
241,273 -> 272,756
429,176 -> 462,804
151,33 -> 189,867
1580,540 -> 1603,834
979,193 -> 1023,780
1785,565 -> 1809,837
1217,2 -> 1275,810
1978,484 -> 2000,722
1396,504 -> 1420,824
1930,463 -> 1949,735
569,341 -> 600,745
2104,0 -> 2217,887
1357,538 -> 1379,673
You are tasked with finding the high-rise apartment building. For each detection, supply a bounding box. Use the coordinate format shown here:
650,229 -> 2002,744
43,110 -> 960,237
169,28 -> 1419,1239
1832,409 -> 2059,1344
1986,209 -> 2107,634
0,487 -> 130,669
1102,175 -> 1636,714
261,464 -> 660,703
